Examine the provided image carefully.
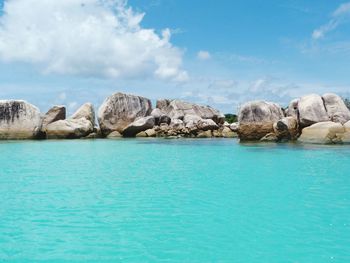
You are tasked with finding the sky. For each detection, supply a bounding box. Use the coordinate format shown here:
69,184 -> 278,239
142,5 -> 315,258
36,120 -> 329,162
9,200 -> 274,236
1,0 -> 350,114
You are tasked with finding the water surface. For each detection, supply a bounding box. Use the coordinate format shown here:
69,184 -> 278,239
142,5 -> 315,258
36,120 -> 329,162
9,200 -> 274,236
0,139 -> 349,262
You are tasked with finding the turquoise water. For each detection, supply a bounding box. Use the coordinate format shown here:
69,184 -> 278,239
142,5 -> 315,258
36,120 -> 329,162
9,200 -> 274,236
0,139 -> 349,262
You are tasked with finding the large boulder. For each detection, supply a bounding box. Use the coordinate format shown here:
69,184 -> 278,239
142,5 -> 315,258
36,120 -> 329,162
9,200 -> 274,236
237,101 -> 284,141
342,121 -> 350,143
157,99 -> 225,124
71,103 -> 95,126
42,106 -> 66,128
0,100 -> 41,139
122,116 -> 155,137
286,99 -> 299,118
298,121 -> 344,144
298,94 -> 329,127
98,92 -> 152,135
273,117 -> 299,141
322,93 -> 350,124
45,103 -> 95,139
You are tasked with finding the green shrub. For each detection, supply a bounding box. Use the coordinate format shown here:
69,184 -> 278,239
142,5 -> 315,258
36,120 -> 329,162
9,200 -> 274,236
224,114 -> 237,124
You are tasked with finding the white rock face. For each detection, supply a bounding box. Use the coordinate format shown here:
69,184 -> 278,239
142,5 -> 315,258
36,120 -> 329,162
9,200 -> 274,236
45,103 -> 95,139
237,101 -> 284,140
298,121 -> 345,144
157,99 -> 225,124
0,100 -> 41,139
98,92 -> 152,135
122,116 -> 155,137
298,94 -> 329,127
322,93 -> 350,124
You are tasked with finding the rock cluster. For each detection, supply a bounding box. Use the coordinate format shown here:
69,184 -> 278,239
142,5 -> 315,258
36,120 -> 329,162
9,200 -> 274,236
0,92 -> 236,140
237,93 -> 350,144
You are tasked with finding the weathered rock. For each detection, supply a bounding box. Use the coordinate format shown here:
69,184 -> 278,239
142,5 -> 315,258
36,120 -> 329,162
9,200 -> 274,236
237,101 -> 284,141
222,127 -> 237,138
197,130 -> 212,138
298,121 -> 344,144
298,94 -> 329,127
273,117 -> 299,141
159,115 -> 171,125
84,132 -> 100,139
98,92 -> 152,135
322,93 -> 350,124
286,99 -> 299,118
157,99 -> 225,124
71,103 -> 95,126
342,121 -> 350,143
45,118 -> 94,139
145,128 -> 157,137
107,131 -> 122,138
122,116 -> 155,137
229,122 -> 239,132
169,119 -> 184,130
197,119 -> 219,131
42,106 -> 66,128
0,100 -> 41,139
260,133 -> 278,142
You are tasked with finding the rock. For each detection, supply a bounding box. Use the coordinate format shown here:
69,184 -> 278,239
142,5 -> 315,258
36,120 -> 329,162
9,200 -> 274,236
212,129 -> 223,137
322,93 -> 350,124
260,133 -> 278,142
157,99 -> 225,124
145,129 -> 157,137
45,118 -> 94,139
107,131 -> 122,138
98,92 -> 152,135
222,127 -> 237,138
122,116 -> 155,137
224,121 -> 230,127
169,119 -> 184,130
84,132 -> 99,139
286,99 -> 299,118
197,119 -> 219,131
237,101 -> 284,141
197,130 -> 212,138
71,103 -> 95,126
136,131 -> 147,137
42,106 -> 66,128
159,115 -> 171,125
0,100 -> 41,139
229,122 -> 239,132
298,121 -> 345,144
298,94 -> 329,127
342,121 -> 350,143
273,117 -> 299,141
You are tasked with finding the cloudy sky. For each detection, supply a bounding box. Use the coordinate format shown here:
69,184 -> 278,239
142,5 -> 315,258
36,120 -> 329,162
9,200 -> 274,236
1,0 -> 350,114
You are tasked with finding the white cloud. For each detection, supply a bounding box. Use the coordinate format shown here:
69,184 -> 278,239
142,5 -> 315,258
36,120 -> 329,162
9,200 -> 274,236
0,0 -> 188,81
312,2 -> 350,40
197,50 -> 211,60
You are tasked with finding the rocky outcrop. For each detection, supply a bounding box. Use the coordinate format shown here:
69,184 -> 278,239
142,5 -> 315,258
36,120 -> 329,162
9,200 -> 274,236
122,116 -> 155,137
286,99 -> 299,118
273,117 -> 299,141
322,93 -> 350,124
342,121 -> 350,143
237,101 -> 284,141
98,92 -> 152,136
0,100 -> 41,139
298,94 -> 329,127
298,121 -> 344,144
42,106 -> 66,128
45,103 -> 95,139
157,99 -> 225,124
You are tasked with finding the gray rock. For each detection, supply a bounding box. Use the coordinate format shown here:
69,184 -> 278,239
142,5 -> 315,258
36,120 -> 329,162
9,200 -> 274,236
197,119 -> 219,131
229,122 -> 239,132
71,103 -> 95,126
42,106 -> 66,128
122,116 -> 155,137
98,92 -> 152,135
286,99 -> 299,118
298,94 -> 329,127
273,117 -> 299,141
237,101 -> 284,140
0,100 -> 41,139
169,119 -> 184,130
322,93 -> 350,124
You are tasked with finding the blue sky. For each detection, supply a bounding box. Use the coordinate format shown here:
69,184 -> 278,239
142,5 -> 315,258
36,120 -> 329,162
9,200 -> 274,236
1,0 -> 350,113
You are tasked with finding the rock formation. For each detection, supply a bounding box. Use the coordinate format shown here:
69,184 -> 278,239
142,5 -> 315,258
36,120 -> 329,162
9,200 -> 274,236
122,116 -> 155,137
0,100 -> 41,139
298,121 -> 344,144
297,94 -> 329,127
98,92 -> 152,136
42,106 -> 66,128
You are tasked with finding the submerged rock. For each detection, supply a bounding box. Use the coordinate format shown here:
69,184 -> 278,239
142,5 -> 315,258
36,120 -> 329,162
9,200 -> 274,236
237,101 -> 284,141
0,100 -> 41,139
98,92 -> 152,135
298,121 -> 344,144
